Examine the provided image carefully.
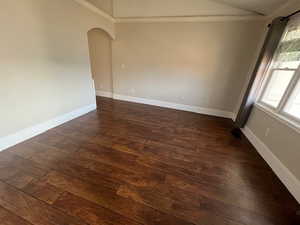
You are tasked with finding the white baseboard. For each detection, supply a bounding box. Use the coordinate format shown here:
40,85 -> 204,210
96,91 -> 233,119
96,90 -> 113,98
0,104 -> 97,152
242,126 -> 300,203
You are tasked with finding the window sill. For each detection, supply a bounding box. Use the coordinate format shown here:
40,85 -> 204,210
254,103 -> 300,135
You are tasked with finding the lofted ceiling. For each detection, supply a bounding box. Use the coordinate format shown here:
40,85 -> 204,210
212,0 -> 288,15
113,0 -> 254,18
85,0 -> 113,15
86,0 -> 289,18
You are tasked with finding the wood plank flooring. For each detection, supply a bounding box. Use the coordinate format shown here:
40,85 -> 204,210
0,96 -> 299,225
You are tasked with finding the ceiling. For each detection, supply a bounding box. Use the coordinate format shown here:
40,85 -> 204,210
86,0 -> 113,15
213,0 -> 288,15
86,0 -> 289,18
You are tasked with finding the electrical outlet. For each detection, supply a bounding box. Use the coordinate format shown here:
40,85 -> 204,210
265,128 -> 270,137
121,64 -> 125,69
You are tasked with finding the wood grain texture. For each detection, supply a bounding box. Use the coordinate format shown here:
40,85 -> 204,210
0,96 -> 299,225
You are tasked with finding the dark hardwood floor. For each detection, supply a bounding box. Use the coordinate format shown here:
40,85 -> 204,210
0,96 -> 299,225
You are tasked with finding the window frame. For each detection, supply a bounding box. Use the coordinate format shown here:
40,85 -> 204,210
280,71 -> 300,123
257,24 -> 300,128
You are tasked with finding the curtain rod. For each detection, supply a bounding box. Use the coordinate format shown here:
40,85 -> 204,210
283,10 -> 300,20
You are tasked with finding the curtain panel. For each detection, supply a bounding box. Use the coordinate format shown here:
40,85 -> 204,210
234,17 -> 289,129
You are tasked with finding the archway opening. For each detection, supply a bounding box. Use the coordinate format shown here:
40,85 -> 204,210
87,28 -> 113,99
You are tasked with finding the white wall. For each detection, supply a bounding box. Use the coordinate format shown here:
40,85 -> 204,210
0,0 -> 114,138
112,21 -> 265,113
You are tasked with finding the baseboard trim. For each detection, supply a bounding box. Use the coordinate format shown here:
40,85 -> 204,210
242,126 -> 300,203
96,90 -> 114,98
96,91 -> 233,119
0,104 -> 97,152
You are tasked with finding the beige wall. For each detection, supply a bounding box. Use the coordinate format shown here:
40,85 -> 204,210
244,1 -> 300,182
0,0 -> 114,138
88,29 -> 113,93
247,107 -> 300,179
112,21 -> 265,112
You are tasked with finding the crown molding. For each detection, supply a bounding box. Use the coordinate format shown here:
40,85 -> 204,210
115,15 -> 266,23
73,0 -> 266,24
73,0 -> 116,23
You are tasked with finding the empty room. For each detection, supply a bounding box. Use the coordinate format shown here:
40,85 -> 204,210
1,0 -> 300,224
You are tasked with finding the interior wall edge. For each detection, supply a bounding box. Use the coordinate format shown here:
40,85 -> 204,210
96,91 -> 234,119
0,104 -> 97,152
242,126 -> 300,203
73,0 -> 116,23
233,24 -> 268,119
115,15 -> 266,23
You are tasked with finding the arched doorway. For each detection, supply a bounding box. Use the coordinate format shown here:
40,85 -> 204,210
87,28 -> 113,98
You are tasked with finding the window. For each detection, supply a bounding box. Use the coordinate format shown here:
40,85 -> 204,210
284,80 -> 300,119
259,16 -> 300,124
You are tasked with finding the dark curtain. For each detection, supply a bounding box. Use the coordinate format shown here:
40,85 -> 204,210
234,17 -> 289,129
